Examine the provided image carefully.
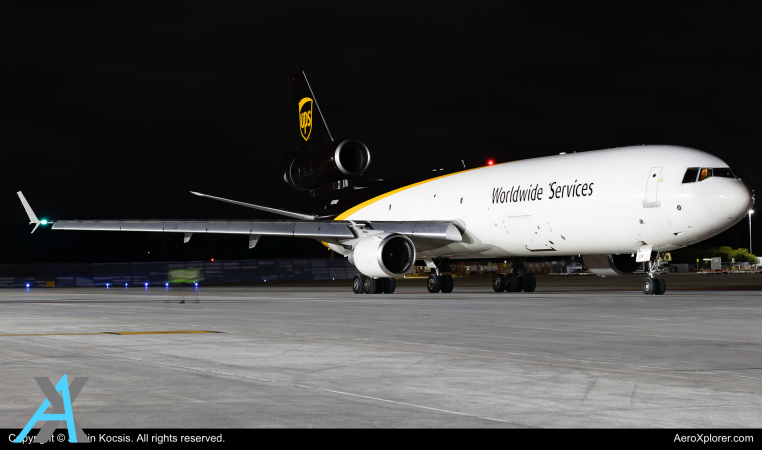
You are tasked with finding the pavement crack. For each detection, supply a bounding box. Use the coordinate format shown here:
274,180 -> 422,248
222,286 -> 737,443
581,378 -> 598,401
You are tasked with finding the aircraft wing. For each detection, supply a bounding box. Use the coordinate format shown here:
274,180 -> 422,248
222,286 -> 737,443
20,191 -> 461,249
51,220 -> 462,249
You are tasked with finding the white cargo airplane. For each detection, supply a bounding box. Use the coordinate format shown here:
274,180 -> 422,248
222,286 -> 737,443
18,72 -> 754,295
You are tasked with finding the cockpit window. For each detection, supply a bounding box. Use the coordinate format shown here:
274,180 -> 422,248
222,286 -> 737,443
684,167 -> 736,183
682,168 -> 699,183
713,168 -> 734,178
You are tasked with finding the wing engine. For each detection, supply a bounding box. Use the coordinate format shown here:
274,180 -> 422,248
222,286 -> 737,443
348,233 -> 416,278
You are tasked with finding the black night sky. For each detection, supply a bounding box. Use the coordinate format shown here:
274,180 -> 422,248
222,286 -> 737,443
0,3 -> 759,263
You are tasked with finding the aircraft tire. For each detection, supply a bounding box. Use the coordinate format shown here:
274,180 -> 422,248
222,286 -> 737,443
353,275 -> 364,294
382,277 -> 396,294
507,273 -> 522,292
363,276 -> 378,294
522,273 -> 536,292
642,277 -> 656,295
492,274 -> 506,292
655,278 -> 666,295
427,274 -> 441,293
441,274 -> 454,293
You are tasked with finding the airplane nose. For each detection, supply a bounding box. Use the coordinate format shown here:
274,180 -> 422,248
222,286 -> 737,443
720,180 -> 753,219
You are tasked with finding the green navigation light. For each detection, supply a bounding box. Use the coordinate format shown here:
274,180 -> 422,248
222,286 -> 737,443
40,219 -> 48,225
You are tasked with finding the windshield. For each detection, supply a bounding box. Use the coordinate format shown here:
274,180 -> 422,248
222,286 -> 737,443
682,167 -> 736,183
712,168 -> 734,178
682,168 -> 699,183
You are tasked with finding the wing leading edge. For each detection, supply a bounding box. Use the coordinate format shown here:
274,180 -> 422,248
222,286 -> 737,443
51,220 -> 462,248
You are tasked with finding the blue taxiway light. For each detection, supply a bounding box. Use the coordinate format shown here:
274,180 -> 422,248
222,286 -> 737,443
25,283 -> 30,288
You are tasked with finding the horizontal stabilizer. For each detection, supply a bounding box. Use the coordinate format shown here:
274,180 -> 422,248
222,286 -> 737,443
190,191 -> 317,221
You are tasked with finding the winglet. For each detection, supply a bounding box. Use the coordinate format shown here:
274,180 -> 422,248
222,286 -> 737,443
17,191 -> 40,233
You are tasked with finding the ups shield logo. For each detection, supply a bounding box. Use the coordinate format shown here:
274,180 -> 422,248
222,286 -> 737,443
298,97 -> 313,141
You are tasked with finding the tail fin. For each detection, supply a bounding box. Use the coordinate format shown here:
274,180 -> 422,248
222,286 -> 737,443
290,71 -> 333,148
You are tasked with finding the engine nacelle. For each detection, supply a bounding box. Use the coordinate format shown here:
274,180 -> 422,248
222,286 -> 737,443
349,233 -> 416,278
284,139 -> 371,190
582,254 -> 640,276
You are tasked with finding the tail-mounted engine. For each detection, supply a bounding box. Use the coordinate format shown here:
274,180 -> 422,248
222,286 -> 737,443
582,254 -> 640,276
284,139 -> 371,190
349,233 -> 416,278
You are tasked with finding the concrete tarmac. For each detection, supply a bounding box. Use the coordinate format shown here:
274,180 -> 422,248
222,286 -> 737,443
2,274 -> 762,428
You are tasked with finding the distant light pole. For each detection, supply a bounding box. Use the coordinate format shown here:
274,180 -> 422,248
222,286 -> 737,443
750,210 -> 754,255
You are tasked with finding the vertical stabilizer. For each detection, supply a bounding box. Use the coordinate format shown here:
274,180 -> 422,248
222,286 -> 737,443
290,71 -> 333,148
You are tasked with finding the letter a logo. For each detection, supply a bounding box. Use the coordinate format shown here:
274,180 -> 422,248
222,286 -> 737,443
298,97 -> 313,141
15,375 -> 89,443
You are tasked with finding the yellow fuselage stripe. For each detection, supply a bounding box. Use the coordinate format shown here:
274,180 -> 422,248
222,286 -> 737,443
335,166 -> 488,221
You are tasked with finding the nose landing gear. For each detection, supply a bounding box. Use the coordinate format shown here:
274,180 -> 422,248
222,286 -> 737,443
642,254 -> 667,295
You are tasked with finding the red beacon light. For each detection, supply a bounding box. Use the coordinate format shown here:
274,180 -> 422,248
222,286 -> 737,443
487,159 -> 495,166
211,258 -> 214,262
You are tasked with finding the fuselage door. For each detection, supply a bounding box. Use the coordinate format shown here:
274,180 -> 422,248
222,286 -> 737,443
643,166 -> 663,208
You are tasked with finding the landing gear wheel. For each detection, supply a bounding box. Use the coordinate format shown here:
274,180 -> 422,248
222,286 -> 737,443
492,274 -> 506,292
427,274 -> 441,293
381,277 -> 396,294
441,274 -> 454,293
506,273 -> 523,292
522,273 -> 536,292
655,278 -> 666,295
352,275 -> 364,294
642,277 -> 656,295
363,277 -> 378,294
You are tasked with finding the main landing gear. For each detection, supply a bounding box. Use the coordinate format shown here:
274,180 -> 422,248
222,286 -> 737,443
491,272 -> 536,293
352,274 -> 396,294
425,257 -> 454,293
426,273 -> 454,293
642,254 -> 666,295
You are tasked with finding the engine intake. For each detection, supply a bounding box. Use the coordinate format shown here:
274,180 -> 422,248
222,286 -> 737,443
349,233 -> 416,278
582,254 -> 640,276
284,139 -> 371,190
